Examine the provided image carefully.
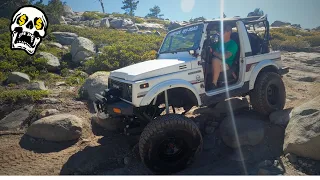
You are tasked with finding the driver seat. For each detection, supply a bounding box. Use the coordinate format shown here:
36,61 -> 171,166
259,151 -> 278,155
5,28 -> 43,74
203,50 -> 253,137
217,32 -> 240,86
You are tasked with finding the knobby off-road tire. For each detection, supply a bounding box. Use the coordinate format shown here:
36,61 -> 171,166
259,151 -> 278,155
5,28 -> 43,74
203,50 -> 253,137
139,114 -> 203,174
250,72 -> 286,115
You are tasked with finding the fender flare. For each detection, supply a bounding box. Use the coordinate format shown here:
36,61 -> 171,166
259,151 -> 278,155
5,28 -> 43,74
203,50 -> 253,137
249,59 -> 280,90
139,79 -> 202,106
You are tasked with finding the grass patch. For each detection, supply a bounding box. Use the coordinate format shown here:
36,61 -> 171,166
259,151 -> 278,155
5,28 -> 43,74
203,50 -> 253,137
0,90 -> 49,104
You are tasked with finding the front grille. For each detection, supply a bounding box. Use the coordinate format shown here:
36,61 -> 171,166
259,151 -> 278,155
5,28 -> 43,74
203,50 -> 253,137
108,78 -> 132,102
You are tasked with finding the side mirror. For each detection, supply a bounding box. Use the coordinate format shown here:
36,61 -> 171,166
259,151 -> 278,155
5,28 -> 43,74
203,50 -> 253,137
189,50 -> 195,55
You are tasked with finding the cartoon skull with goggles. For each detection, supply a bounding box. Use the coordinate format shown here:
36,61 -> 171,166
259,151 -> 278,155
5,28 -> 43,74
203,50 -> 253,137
10,6 -> 48,55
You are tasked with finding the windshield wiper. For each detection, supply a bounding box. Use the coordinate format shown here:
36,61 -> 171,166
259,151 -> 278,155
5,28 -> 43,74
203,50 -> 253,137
160,48 -> 190,54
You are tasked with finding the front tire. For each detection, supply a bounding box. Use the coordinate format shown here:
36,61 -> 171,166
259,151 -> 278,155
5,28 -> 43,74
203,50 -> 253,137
250,72 -> 286,115
139,114 -> 203,174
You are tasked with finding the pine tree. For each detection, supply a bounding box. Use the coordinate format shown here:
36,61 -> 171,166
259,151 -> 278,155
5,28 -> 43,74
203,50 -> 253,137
145,5 -> 164,19
121,0 -> 139,16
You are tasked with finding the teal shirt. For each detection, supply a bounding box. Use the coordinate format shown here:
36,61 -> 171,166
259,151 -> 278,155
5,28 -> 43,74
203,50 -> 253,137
211,40 -> 238,67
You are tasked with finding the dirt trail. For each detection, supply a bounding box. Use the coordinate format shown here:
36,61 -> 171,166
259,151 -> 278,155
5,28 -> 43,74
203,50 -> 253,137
0,52 -> 319,175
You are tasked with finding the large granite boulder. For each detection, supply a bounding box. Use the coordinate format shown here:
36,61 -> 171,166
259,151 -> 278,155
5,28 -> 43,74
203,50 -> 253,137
0,105 -> 34,131
80,71 -> 109,101
71,37 -> 95,63
36,52 -> 60,71
26,114 -> 83,142
52,32 -> 78,45
6,72 -> 30,84
283,96 -> 320,160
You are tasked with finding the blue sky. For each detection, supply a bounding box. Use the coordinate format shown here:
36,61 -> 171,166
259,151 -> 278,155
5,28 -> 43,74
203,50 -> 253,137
44,0 -> 320,29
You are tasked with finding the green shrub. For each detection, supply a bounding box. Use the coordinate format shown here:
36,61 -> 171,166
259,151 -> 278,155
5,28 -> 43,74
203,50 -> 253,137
82,11 -> 108,21
0,90 -> 49,104
303,36 -> 320,47
271,39 -> 310,51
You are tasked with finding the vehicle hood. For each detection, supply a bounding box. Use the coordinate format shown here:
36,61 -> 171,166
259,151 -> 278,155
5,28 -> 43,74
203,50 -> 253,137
110,59 -> 191,81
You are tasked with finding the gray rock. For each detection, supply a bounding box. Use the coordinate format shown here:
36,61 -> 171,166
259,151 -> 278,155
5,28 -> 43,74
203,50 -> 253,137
62,46 -> 69,50
109,18 -> 135,29
100,18 -> 110,28
283,96 -> 320,160
71,37 -> 95,63
60,16 -> 67,24
285,153 -> 297,163
154,31 -> 161,36
27,81 -> 47,90
52,32 -> 78,45
220,113 -> 265,148
6,72 -> 30,84
269,108 -> 292,126
144,30 -> 152,34
63,5 -> 75,18
136,23 -> 165,31
56,81 -> 66,86
39,109 -> 60,118
80,71 -> 109,101
0,105 -> 34,131
91,114 -> 123,132
47,42 -> 63,49
26,114 -> 83,142
36,52 -> 60,71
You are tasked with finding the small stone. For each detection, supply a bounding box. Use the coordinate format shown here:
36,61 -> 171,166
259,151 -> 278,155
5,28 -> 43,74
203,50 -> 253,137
39,109 -> 60,118
298,159 -> 303,165
56,81 -> 66,86
124,157 -> 131,165
302,163 -> 308,167
258,160 -> 273,168
273,160 -> 280,166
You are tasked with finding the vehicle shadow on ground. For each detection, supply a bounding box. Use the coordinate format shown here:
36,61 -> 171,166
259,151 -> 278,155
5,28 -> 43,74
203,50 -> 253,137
179,110 -> 287,175
60,122 -> 135,175
19,134 -> 78,153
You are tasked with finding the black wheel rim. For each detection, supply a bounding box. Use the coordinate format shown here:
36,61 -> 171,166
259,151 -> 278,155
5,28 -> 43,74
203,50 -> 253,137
267,84 -> 279,106
158,137 -> 187,162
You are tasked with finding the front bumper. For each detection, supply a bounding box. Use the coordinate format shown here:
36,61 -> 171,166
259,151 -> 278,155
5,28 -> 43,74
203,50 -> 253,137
93,93 -> 134,120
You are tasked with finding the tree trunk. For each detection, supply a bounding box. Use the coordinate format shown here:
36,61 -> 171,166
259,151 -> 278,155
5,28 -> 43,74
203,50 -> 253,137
99,0 -> 105,13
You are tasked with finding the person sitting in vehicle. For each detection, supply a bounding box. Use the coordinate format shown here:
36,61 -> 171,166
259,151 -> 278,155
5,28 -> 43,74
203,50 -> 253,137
209,24 -> 238,89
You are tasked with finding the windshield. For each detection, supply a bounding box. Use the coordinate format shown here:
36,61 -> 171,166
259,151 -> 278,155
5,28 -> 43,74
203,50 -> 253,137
159,24 -> 204,54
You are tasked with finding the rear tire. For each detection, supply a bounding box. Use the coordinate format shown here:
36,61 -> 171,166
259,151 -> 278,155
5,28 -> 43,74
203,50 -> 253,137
250,72 -> 286,115
139,114 -> 203,174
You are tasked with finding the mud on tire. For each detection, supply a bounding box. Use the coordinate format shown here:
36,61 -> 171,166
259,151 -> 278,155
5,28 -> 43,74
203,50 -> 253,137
250,72 -> 286,115
139,114 -> 203,174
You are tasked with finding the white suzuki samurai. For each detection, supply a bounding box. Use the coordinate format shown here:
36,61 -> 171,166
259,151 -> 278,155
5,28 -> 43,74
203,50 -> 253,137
94,15 -> 289,174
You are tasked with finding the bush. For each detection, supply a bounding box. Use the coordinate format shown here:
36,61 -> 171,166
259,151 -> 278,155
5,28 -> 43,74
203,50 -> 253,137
303,36 -> 320,47
271,39 -> 310,51
0,90 -> 49,104
82,11 -> 108,21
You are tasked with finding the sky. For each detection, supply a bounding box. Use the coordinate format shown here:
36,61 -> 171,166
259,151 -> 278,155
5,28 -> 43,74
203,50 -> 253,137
44,0 -> 320,29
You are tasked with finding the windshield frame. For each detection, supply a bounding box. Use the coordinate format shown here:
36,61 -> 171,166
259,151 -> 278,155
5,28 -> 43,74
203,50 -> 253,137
158,23 -> 204,54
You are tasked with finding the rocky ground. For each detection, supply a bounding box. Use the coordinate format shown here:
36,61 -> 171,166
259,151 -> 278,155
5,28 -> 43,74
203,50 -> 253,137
0,52 -> 319,175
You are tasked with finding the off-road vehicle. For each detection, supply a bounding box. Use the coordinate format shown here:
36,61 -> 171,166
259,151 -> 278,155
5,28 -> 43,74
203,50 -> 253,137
94,15 -> 289,174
